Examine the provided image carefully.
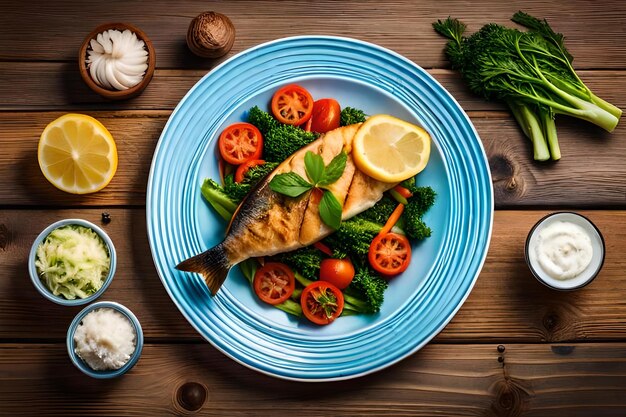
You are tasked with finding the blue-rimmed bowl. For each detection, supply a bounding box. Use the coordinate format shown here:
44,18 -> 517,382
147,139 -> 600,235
28,218 -> 117,306
66,301 -> 143,378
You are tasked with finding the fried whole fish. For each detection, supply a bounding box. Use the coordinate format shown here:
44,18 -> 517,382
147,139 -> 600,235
176,123 -> 401,295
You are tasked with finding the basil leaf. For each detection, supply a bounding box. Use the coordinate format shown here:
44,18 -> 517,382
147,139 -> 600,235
269,173 -> 312,197
304,151 -> 325,184
319,151 -> 347,186
319,190 -> 342,230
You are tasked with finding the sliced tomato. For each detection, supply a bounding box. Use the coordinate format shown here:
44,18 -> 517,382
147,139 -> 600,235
319,258 -> 355,290
253,262 -> 295,305
235,159 -> 265,183
368,232 -> 412,276
218,123 -> 263,165
300,281 -> 344,325
271,84 -> 314,125
310,98 -> 341,133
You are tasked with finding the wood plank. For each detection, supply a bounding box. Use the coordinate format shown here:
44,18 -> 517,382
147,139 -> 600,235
1,342 -> 626,415
1,110 -> 625,208
1,0 -> 625,70
1,209 -> 625,343
1,64 -> 625,112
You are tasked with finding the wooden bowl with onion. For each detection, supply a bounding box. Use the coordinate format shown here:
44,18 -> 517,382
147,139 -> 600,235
78,22 -> 156,100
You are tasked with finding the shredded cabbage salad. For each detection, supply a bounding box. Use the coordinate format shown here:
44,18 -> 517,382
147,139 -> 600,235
35,225 -> 110,299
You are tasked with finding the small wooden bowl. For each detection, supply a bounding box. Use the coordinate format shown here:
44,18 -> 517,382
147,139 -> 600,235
78,22 -> 156,100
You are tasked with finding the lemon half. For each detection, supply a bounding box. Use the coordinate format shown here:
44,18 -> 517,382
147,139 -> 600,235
352,114 -> 431,183
38,114 -> 118,194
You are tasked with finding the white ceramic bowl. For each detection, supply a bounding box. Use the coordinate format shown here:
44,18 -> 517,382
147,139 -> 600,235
67,301 -> 143,378
525,212 -> 605,291
28,219 -> 117,305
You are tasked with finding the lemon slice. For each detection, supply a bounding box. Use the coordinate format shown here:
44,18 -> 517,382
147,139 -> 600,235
352,114 -> 431,182
38,114 -> 118,194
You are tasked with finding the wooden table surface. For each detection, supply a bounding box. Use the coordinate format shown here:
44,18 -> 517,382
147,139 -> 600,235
2,0 -> 626,415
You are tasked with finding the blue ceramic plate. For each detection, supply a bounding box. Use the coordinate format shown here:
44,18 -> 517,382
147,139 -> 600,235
147,36 -> 493,381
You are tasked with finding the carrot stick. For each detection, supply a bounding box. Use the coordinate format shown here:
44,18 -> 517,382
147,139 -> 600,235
393,185 -> 413,198
379,203 -> 405,236
313,241 -> 333,257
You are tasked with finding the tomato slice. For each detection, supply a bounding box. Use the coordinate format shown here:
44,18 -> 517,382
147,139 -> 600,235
253,262 -> 295,305
271,84 -> 314,125
300,281 -> 344,325
319,258 -> 355,290
368,233 -> 412,276
310,98 -> 341,133
218,123 -> 263,165
235,159 -> 265,183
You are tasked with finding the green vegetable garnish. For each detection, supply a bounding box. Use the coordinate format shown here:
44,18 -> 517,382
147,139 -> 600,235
269,151 -> 347,229
340,107 -> 367,126
35,225 -> 110,300
433,12 -> 622,161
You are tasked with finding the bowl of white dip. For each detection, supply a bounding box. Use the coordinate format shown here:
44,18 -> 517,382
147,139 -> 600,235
67,301 -> 143,378
525,212 -> 605,291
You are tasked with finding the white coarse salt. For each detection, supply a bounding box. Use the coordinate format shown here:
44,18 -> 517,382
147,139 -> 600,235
74,308 -> 136,371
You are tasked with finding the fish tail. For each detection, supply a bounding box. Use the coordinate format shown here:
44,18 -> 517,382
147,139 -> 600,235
176,243 -> 232,295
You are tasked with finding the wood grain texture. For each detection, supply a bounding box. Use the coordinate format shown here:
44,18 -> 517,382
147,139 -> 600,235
1,342 -> 626,416
2,209 -> 625,343
2,111 -> 625,208
2,0 -> 626,413
2,64 -> 625,112
1,0 -> 625,70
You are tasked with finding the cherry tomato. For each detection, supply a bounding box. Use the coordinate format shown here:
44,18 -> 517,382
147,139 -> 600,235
368,233 -> 412,276
319,258 -> 355,290
271,84 -> 314,125
253,262 -> 295,305
218,123 -> 263,165
235,159 -> 265,183
310,98 -> 341,133
300,281 -> 344,325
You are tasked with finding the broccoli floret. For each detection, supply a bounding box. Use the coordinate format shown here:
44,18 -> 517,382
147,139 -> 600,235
322,217 -> 383,259
223,162 -> 279,202
200,178 -> 238,222
247,106 -> 279,136
398,185 -> 436,240
263,124 -> 317,163
358,196 -> 397,225
345,263 -> 388,313
245,161 -> 278,183
340,107 -> 367,126
407,186 -> 436,215
223,174 -> 248,202
273,247 -> 323,280
402,202 -> 432,240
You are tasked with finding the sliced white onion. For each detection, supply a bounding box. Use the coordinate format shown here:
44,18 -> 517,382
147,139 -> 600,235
86,28 -> 149,91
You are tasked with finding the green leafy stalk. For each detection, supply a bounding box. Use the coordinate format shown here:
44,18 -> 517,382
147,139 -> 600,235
274,299 -> 303,317
433,12 -> 622,161
507,100 -> 551,161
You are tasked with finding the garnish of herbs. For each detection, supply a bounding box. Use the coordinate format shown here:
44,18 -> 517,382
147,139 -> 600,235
269,151 -> 347,229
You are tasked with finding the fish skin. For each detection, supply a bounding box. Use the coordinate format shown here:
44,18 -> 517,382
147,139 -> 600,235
176,124 -> 398,295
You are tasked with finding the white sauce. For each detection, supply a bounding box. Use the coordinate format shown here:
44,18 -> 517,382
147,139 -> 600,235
74,308 -> 136,371
86,29 -> 148,90
530,221 -> 593,280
